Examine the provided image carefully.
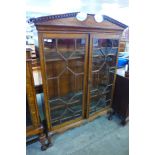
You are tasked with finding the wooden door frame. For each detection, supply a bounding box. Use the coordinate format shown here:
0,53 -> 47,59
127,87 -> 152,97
38,32 -> 89,131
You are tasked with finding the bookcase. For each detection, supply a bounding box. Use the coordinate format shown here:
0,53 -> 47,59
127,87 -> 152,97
31,12 -> 127,144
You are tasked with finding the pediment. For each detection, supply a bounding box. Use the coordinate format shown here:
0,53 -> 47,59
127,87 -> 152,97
30,12 -> 127,31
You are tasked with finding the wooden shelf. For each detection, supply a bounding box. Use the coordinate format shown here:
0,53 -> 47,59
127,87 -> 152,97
50,99 -> 82,111
92,53 -> 116,58
45,56 -> 84,62
47,72 -> 84,80
91,90 -> 110,99
93,47 -> 118,50
44,48 -> 85,53
51,112 -> 82,124
90,99 -> 111,114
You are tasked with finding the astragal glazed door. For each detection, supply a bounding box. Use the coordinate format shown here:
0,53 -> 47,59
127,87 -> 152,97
39,33 -> 89,130
87,33 -> 120,117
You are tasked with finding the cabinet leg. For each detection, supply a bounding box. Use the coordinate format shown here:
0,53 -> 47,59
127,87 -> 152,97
121,117 -> 129,126
121,119 -> 126,126
39,133 -> 48,151
107,109 -> 114,120
46,132 -> 53,148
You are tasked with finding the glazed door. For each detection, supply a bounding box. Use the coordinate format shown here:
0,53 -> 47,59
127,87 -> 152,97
40,33 -> 88,130
87,33 -> 120,117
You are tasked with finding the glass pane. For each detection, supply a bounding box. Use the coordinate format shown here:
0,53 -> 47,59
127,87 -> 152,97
44,39 -> 57,60
76,39 -> 85,49
43,38 -> 86,126
90,38 -> 118,115
113,40 -> 119,47
33,69 -> 42,86
58,39 -> 75,58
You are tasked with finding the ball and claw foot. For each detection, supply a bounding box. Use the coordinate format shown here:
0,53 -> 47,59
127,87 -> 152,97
108,114 -> 113,120
47,142 -> 53,147
41,145 -> 48,151
121,119 -> 127,126
40,137 -> 53,151
39,133 -> 48,151
46,132 -> 53,148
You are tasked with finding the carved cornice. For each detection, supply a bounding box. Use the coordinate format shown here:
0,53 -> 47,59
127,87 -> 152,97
29,12 -> 78,24
29,12 -> 128,29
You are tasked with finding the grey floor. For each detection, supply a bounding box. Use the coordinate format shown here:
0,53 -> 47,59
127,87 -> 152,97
26,115 -> 129,155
